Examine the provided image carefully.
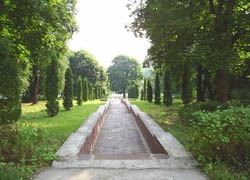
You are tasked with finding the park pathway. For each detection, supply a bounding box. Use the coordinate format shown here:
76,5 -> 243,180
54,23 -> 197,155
36,99 -> 207,180
92,99 -> 151,160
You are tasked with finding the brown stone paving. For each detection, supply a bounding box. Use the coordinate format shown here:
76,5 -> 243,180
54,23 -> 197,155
92,100 -> 151,160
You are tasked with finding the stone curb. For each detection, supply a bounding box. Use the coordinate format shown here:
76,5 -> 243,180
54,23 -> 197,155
123,99 -> 197,164
54,100 -> 111,162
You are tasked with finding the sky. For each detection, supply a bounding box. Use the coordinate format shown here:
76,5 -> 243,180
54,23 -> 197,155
67,0 -> 150,68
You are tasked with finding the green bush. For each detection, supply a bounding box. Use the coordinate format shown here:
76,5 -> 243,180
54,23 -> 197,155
63,68 -> 73,110
147,79 -> 153,102
0,162 -> 32,180
231,89 -> 250,106
128,84 -> 139,99
154,72 -> 161,104
82,77 -> 89,102
163,68 -> 173,106
178,101 -> 219,125
189,107 -> 250,167
143,79 -> 147,100
76,76 -> 83,105
46,101 -> 59,117
140,89 -> 144,100
0,122 -> 57,170
0,38 -> 22,124
0,99 -> 21,124
45,58 -> 59,117
178,101 -> 241,125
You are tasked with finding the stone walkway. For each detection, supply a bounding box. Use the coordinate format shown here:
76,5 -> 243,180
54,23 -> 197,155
35,99 -> 207,180
92,101 -> 150,160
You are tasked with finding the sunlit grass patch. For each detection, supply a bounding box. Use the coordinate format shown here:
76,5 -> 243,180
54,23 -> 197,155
0,99 -> 104,179
20,100 -> 105,149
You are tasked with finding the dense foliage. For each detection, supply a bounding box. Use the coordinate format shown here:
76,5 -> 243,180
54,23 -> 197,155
129,0 -> 250,103
0,39 -> 22,124
154,72 -> 161,104
45,59 -> 59,117
181,62 -> 193,104
76,76 -> 83,105
163,68 -> 173,106
69,50 -> 107,96
82,77 -> 89,102
190,107 -> 250,167
128,84 -> 139,99
147,79 -> 153,102
140,89 -> 144,101
63,68 -> 73,110
0,100 -> 104,179
143,79 -> 147,100
107,55 -> 142,98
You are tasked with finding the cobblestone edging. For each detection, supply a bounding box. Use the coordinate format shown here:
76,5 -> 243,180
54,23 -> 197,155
54,100 -> 111,161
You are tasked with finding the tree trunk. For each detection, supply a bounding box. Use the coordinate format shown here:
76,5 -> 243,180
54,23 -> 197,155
31,65 -> 39,104
216,67 -> 228,102
122,89 -> 126,98
196,65 -> 205,102
181,62 -> 193,104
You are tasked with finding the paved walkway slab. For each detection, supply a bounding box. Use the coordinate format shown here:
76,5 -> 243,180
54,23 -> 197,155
92,101 -> 150,159
35,99 -> 207,180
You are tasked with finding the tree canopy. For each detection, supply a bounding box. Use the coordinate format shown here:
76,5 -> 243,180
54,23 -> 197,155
69,50 -> 108,96
107,55 -> 143,98
129,0 -> 250,103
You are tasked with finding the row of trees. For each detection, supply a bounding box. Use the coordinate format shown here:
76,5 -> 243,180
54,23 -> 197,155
0,0 -> 77,124
44,50 -> 108,117
141,69 -> 173,106
129,0 -> 250,104
0,1 -> 109,122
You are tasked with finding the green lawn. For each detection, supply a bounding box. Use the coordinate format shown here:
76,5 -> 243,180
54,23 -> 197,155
0,100 -> 104,179
130,99 -> 249,180
21,100 -> 105,150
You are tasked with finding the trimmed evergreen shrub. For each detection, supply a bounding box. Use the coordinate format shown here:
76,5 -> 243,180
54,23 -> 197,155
88,83 -> 93,101
63,68 -> 73,110
128,84 -> 139,99
147,79 -> 153,102
140,89 -> 144,101
143,79 -> 147,100
163,68 -> 173,106
82,77 -> 89,102
45,58 -> 59,117
76,76 -> 83,105
0,38 -> 21,124
135,84 -> 139,98
154,72 -> 161,104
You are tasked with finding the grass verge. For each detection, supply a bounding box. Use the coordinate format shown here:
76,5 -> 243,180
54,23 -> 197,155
131,99 -> 249,180
0,100 -> 104,179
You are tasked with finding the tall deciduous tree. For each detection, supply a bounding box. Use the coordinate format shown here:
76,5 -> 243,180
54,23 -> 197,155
63,68 -> 73,110
108,55 -> 143,98
45,58 -> 59,117
129,0 -> 250,103
154,72 -> 161,105
69,50 -> 106,95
